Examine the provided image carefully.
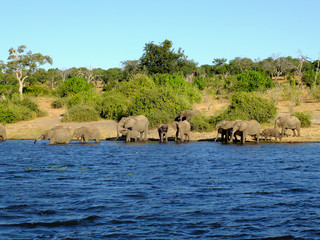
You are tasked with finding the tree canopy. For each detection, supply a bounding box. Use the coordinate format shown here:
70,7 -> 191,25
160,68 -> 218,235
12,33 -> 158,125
139,40 -> 191,75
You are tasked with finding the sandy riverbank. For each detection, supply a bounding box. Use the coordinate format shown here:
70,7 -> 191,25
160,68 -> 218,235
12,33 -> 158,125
3,96 -> 320,143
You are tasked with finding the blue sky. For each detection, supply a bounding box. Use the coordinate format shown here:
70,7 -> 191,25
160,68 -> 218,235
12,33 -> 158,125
1,0 -> 319,70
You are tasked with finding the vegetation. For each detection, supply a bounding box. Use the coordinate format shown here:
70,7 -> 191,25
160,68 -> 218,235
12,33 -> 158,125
211,92 -> 277,125
0,96 -> 46,123
292,111 -> 312,128
0,41 -> 319,130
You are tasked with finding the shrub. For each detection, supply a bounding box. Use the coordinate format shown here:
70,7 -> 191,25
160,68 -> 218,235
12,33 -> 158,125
51,98 -> 66,109
62,105 -> 100,122
23,85 -> 52,96
0,84 -> 19,97
56,77 -> 92,97
152,73 -> 202,104
280,84 -> 301,106
66,89 -> 100,109
292,111 -> 312,128
127,87 -> 191,127
234,70 -> 274,92
301,70 -> 320,87
0,97 -> 45,123
190,114 -> 214,132
211,92 -> 277,125
116,74 -> 156,97
100,91 -> 130,120
310,85 -> 320,102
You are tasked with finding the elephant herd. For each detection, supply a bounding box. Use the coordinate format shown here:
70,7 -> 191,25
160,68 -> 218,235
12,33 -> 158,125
0,113 -> 302,145
215,114 -> 301,144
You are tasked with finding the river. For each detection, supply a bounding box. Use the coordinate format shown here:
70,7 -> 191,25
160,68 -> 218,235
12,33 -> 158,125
0,140 -> 319,239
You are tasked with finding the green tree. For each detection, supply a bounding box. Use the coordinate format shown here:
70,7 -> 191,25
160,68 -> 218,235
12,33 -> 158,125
6,45 -> 53,96
139,40 -> 188,74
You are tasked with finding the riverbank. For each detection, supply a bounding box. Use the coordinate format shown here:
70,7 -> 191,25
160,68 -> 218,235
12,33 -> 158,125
3,96 -> 320,143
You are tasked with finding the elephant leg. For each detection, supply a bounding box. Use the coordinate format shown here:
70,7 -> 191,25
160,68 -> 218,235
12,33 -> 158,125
49,138 -> 55,145
292,129 -> 296,137
175,130 -> 179,142
297,126 -> 301,137
241,132 -> 246,144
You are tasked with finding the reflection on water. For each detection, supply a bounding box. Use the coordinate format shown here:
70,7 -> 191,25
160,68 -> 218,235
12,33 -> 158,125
0,140 -> 320,239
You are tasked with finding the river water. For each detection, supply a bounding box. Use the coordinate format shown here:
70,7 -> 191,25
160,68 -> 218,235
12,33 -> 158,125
0,140 -> 319,239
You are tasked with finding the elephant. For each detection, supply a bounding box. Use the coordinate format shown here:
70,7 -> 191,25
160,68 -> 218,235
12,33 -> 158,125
172,120 -> 191,142
73,126 -> 100,143
178,109 -> 200,122
261,128 -> 281,142
158,124 -> 168,143
125,129 -> 140,142
215,120 -> 236,142
275,115 -> 301,140
117,115 -> 149,141
230,120 -> 261,144
0,124 -> 6,142
34,126 -> 71,145
214,120 -> 242,143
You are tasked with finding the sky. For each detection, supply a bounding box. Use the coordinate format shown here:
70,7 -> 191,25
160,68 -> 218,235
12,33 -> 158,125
1,0 -> 319,70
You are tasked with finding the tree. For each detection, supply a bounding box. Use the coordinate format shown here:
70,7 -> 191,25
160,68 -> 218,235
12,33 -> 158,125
6,45 -> 53,95
229,57 -> 254,74
139,40 -> 188,75
212,58 -> 228,77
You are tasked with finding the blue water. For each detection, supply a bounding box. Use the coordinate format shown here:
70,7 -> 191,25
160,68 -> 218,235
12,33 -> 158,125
0,140 -> 320,239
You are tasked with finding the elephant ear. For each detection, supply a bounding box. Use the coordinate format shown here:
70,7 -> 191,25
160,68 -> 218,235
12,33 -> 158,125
125,118 -> 136,129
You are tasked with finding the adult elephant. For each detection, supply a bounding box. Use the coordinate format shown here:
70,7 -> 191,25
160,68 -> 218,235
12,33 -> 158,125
0,124 -> 6,142
230,120 -> 261,144
275,115 -> 301,140
34,126 -> 71,145
172,120 -> 191,142
117,115 -> 149,141
214,120 -> 239,142
73,126 -> 100,143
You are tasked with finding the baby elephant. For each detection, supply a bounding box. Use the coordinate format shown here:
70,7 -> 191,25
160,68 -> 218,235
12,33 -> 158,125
261,128 -> 281,142
73,126 -> 100,143
158,124 -> 168,143
126,129 -> 140,142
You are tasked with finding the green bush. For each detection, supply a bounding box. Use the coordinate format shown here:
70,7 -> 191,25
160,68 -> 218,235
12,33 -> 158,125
280,84 -> 301,105
292,111 -> 312,128
211,92 -> 277,125
62,105 -> 100,122
66,89 -> 100,109
190,114 -> 214,132
116,74 -> 156,97
301,70 -> 319,87
234,70 -> 274,92
0,97 -> 45,123
310,85 -> 320,102
56,77 -> 93,97
127,87 -> 191,127
100,91 -> 130,120
152,73 -> 202,104
23,85 -> 52,96
51,98 -> 66,109
0,84 -> 18,97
